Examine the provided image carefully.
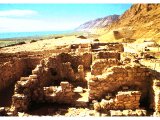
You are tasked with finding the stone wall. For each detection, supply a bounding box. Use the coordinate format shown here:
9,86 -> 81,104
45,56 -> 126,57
91,43 -> 124,52
0,54 -> 42,91
94,91 -> 141,111
10,52 -> 92,112
153,79 -> 160,115
91,43 -> 109,50
74,44 -> 91,53
12,79 -> 76,112
32,61 -> 52,87
91,59 -> 120,75
92,51 -> 120,62
0,45 -> 71,91
105,43 -> 124,52
0,59 -> 26,90
76,47 -> 91,53
114,91 -> 141,109
22,52 -> 91,89
47,52 -> 92,71
26,54 -> 75,88
12,76 -> 39,112
71,43 -> 90,49
89,63 -> 151,101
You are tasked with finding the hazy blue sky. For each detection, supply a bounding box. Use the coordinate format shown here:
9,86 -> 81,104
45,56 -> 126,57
0,4 -> 132,32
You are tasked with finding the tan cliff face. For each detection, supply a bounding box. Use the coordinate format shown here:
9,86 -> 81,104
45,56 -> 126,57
99,4 -> 160,43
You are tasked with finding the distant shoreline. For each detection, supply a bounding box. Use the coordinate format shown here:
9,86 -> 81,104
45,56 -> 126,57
0,30 -> 75,40
0,31 -> 86,48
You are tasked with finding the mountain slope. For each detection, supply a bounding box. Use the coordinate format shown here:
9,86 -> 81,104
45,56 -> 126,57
99,4 -> 160,43
76,15 -> 119,33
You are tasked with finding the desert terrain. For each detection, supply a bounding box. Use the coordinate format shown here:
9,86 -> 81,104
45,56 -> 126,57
0,4 -> 160,117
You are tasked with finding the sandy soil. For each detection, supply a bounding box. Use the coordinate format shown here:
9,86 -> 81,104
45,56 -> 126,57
0,36 -> 93,53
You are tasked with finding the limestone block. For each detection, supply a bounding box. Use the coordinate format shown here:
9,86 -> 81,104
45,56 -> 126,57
93,102 -> 101,111
17,80 -> 30,88
100,99 -> 108,110
131,111 -> 137,116
122,110 -> 132,116
32,69 -> 39,75
20,77 -> 29,81
29,75 -> 37,80
74,86 -> 83,93
60,81 -> 69,90
110,110 -> 123,116
56,87 -> 62,93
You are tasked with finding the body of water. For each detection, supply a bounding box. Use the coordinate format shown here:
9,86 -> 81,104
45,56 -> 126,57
0,31 -> 73,39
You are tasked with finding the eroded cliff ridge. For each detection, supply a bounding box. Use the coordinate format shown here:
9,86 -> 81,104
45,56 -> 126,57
76,15 -> 119,33
99,4 -> 160,43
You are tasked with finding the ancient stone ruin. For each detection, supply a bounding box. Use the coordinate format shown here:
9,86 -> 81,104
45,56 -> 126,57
0,42 -> 160,117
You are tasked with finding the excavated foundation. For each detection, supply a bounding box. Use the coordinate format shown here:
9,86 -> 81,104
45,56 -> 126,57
0,53 -> 43,107
0,42 -> 160,117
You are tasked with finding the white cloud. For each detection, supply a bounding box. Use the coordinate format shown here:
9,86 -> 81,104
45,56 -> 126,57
0,17 -> 81,32
0,9 -> 38,17
0,9 -> 82,32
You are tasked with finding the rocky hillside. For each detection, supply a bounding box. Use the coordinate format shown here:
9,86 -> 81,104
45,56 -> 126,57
76,15 -> 119,33
99,4 -> 160,43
